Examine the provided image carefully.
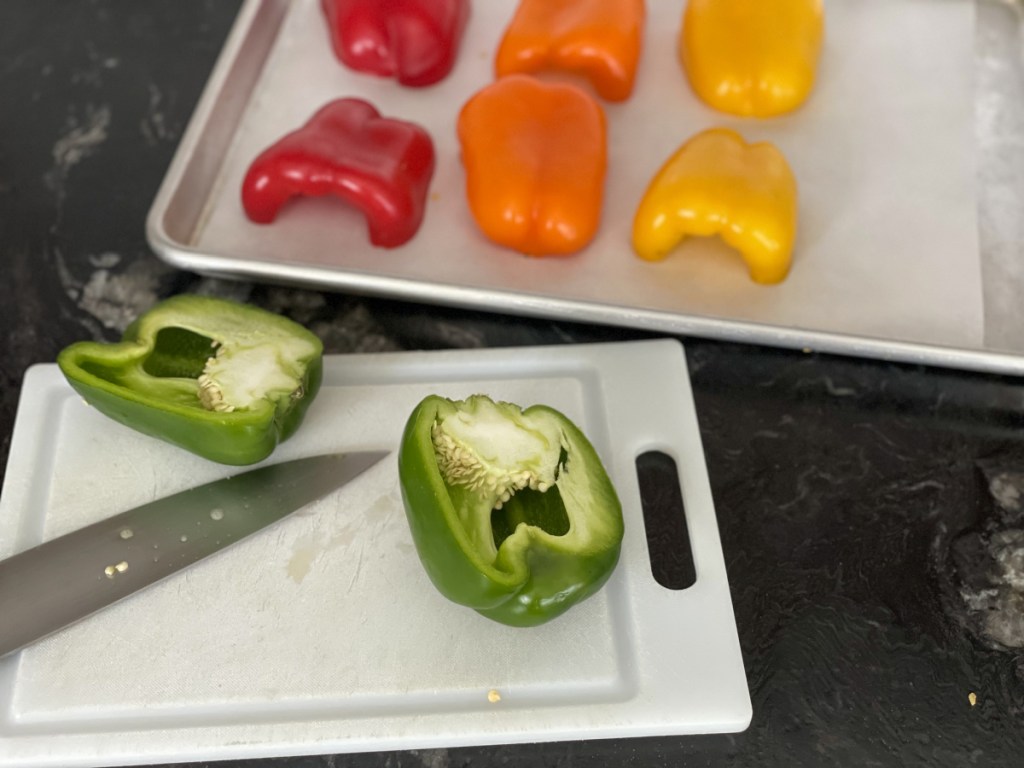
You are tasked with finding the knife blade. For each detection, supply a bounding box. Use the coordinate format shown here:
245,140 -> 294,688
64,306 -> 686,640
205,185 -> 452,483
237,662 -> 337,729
0,450 -> 389,659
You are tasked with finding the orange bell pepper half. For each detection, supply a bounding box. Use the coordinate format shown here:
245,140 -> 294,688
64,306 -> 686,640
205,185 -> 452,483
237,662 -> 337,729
457,75 -> 607,257
681,0 -> 824,117
495,0 -> 646,102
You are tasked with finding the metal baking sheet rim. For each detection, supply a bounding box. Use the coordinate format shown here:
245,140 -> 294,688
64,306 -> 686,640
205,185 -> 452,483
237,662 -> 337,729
145,243 -> 1024,377
145,0 -> 1024,379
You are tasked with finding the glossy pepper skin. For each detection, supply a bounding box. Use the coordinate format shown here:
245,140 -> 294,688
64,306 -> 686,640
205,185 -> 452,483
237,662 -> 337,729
242,98 -> 435,248
495,0 -> 646,102
681,0 -> 824,117
398,395 -> 624,627
457,75 -> 607,256
57,295 -> 323,466
632,128 -> 798,284
321,0 -> 470,87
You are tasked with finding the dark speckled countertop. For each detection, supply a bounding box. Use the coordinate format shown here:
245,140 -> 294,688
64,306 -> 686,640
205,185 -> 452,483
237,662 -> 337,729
3,2 -> 1024,766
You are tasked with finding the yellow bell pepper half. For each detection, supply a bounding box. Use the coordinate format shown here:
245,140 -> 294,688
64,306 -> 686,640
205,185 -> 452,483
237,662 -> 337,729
632,128 -> 798,285
681,0 -> 824,118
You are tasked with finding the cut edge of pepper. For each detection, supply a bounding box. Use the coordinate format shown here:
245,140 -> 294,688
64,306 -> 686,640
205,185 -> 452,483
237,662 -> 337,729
417,395 -> 621,579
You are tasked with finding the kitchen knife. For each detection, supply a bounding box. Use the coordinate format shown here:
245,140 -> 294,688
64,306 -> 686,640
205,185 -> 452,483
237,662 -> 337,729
0,450 -> 388,659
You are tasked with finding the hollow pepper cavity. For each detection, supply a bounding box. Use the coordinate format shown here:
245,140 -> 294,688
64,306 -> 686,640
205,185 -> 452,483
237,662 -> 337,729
681,0 -> 824,117
632,127 -> 798,284
241,98 -> 435,248
57,295 -> 323,466
321,0 -> 470,87
495,0 -> 646,102
457,74 -> 607,256
398,394 -> 624,627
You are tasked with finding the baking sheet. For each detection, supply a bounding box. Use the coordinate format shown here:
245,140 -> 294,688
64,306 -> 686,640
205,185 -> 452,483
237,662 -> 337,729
976,0 -> 1024,352
147,0 -> 1024,374
0,340 -> 750,768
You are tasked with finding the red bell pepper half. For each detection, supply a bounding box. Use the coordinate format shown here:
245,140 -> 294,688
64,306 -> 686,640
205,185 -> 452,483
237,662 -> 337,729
321,0 -> 470,87
241,98 -> 436,248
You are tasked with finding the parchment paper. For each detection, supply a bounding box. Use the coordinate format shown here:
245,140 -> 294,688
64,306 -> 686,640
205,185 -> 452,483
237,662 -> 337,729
197,0 -> 981,349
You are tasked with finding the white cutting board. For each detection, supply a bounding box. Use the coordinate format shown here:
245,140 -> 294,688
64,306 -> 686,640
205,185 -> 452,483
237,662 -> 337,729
0,339 -> 749,767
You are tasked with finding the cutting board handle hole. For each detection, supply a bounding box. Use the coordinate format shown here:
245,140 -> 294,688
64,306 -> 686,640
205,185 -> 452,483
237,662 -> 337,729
635,450 -> 696,590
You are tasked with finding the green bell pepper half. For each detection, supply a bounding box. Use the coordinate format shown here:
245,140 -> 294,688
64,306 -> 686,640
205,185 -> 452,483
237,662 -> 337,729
398,394 -> 624,627
56,294 -> 323,466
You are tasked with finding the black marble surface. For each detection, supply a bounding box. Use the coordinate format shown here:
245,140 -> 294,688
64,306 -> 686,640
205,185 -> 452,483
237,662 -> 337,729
3,2 -> 1024,766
